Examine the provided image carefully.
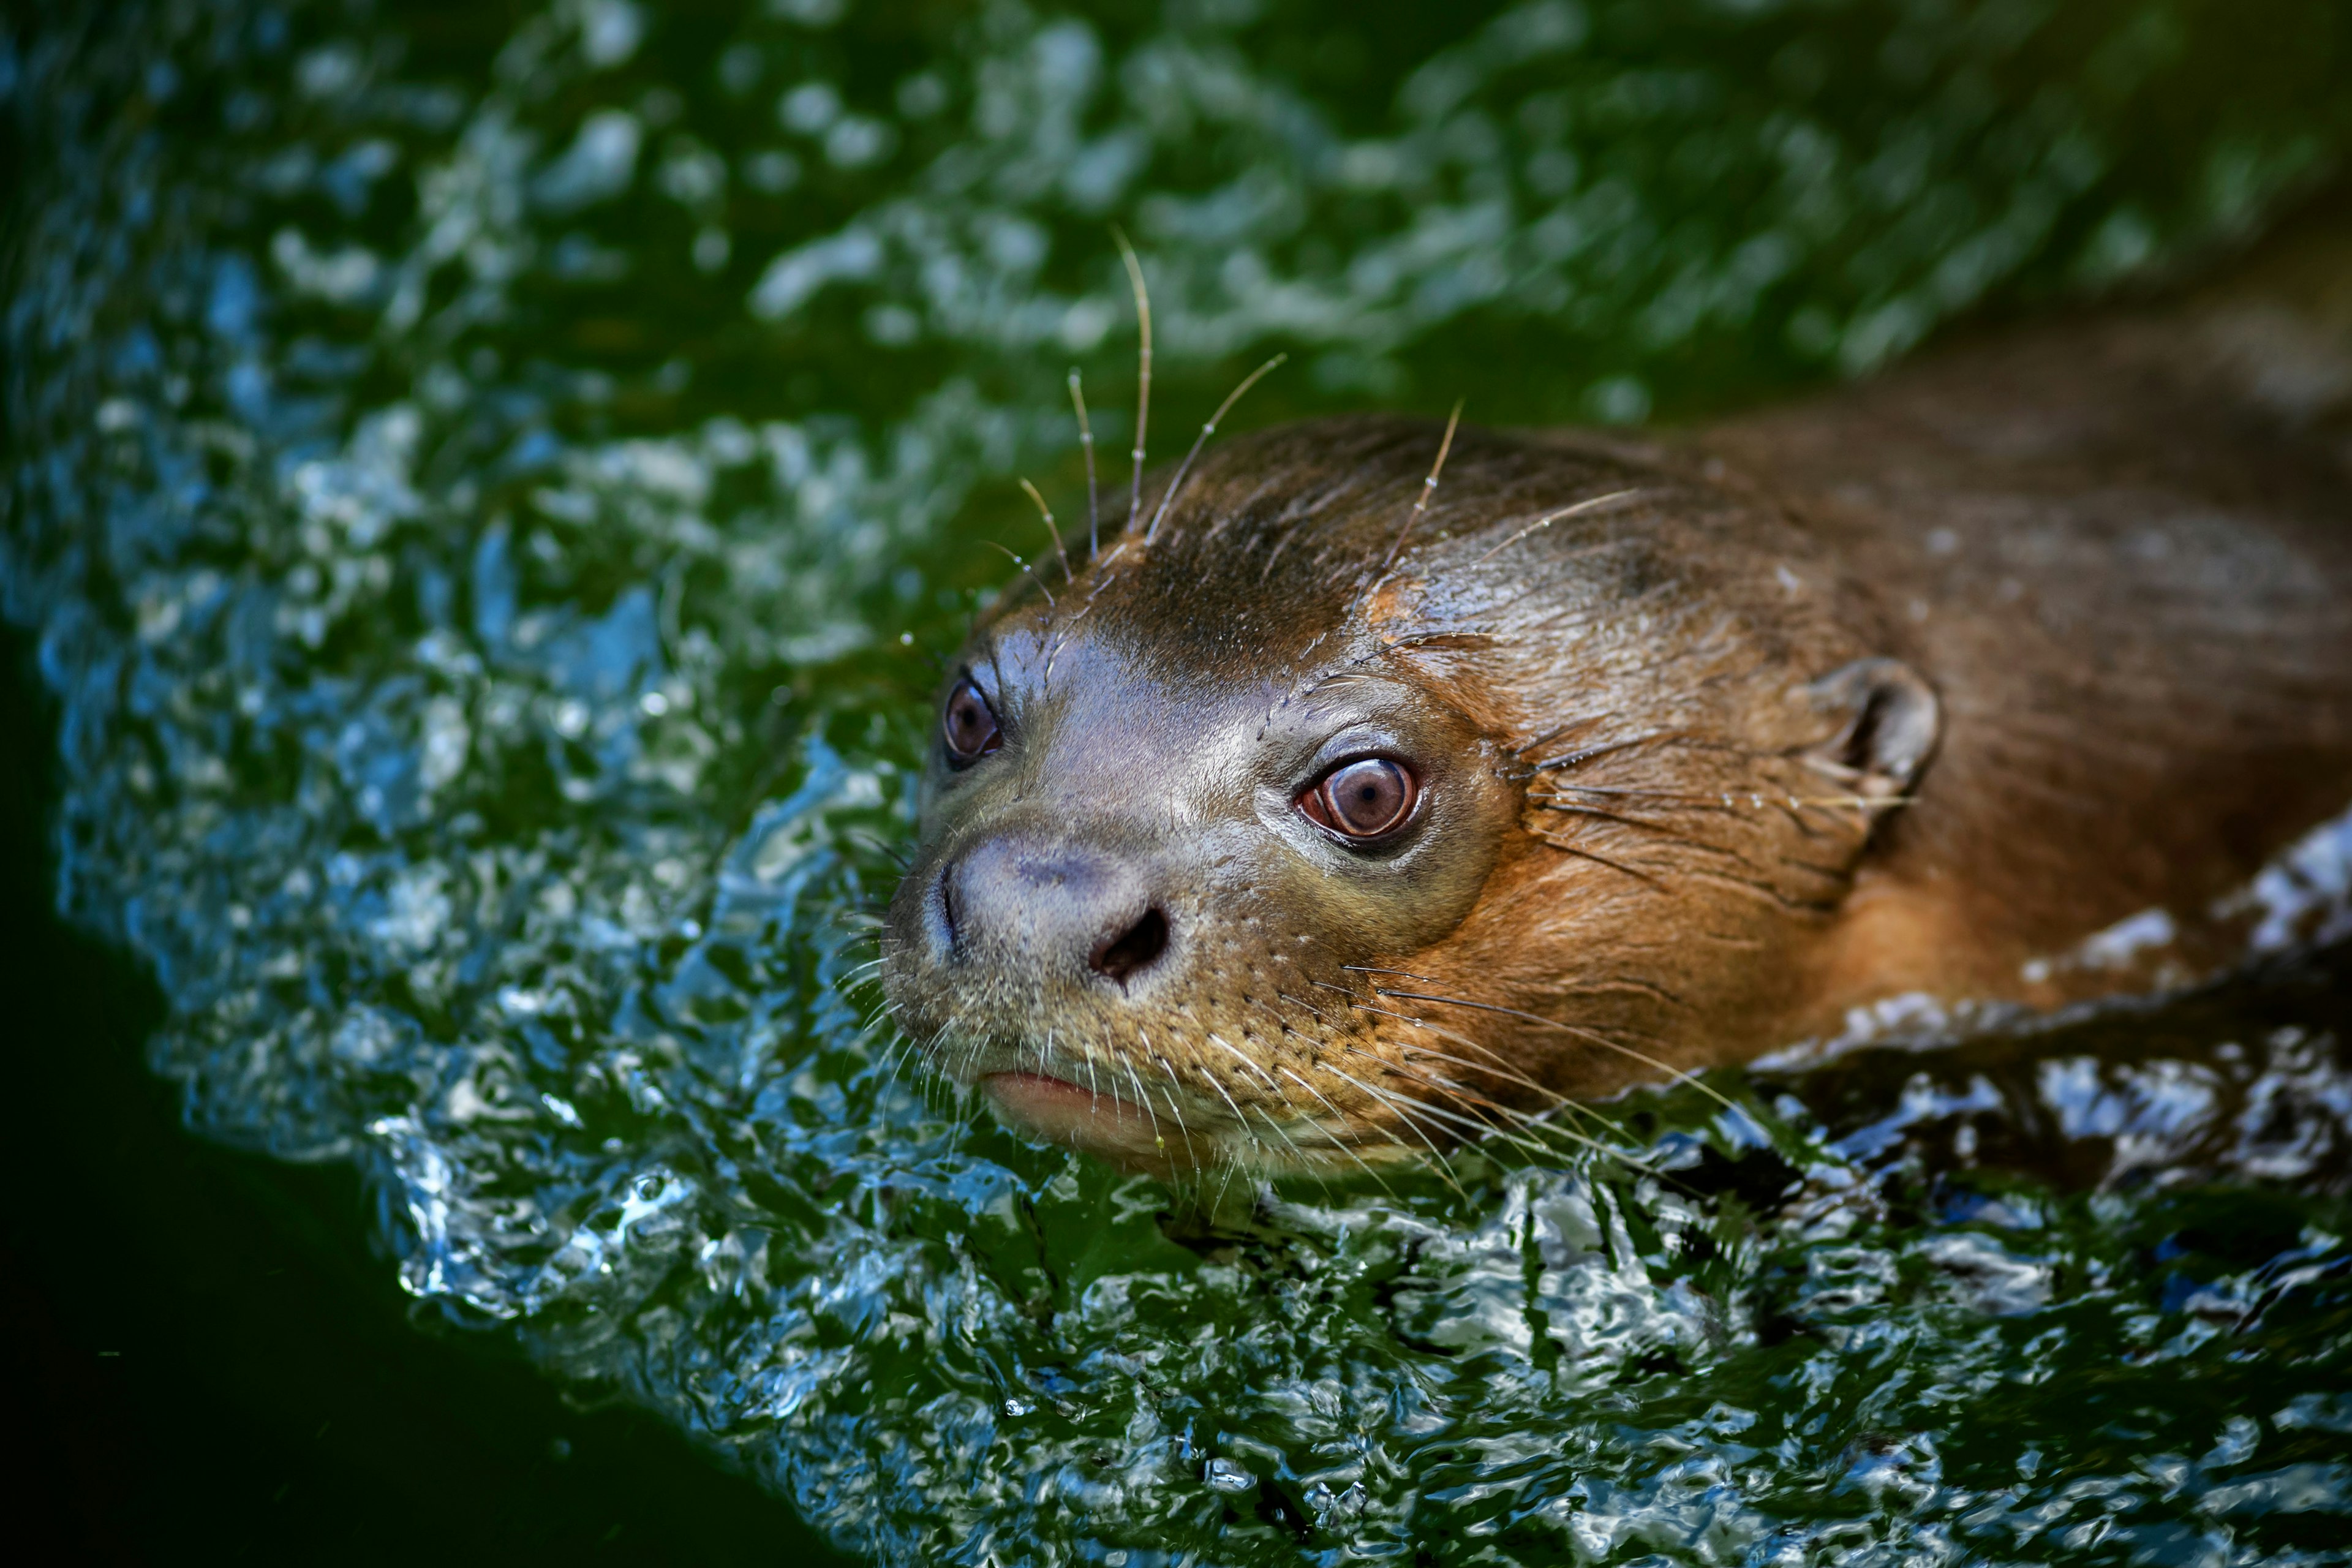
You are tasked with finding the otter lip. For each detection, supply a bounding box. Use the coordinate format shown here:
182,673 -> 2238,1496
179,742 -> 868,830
979,1071 -> 1168,1161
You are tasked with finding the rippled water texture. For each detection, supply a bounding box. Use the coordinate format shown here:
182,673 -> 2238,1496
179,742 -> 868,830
8,1 -> 2352,1562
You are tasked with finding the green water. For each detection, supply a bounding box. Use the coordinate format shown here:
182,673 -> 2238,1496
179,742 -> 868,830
6,1 -> 2352,1562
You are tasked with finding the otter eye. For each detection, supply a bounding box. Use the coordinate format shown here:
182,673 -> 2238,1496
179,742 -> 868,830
1298,757 -> 1417,842
942,679 -> 1001,766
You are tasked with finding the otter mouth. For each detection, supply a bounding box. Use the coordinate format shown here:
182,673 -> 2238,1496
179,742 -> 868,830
978,1069 -> 1253,1174
967,1065 -> 1272,1174
970,1063 -> 1401,1179
978,1071 -> 1168,1161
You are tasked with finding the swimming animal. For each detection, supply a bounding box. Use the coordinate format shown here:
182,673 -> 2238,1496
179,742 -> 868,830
881,206 -> 2352,1178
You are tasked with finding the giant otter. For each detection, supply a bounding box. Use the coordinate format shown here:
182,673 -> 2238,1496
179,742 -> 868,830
881,209 -> 2352,1178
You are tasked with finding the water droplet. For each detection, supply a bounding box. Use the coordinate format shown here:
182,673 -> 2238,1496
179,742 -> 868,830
1204,1458 -> 1255,1493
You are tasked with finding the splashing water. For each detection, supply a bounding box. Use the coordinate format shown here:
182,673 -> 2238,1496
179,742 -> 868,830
6,1 -> 2352,1562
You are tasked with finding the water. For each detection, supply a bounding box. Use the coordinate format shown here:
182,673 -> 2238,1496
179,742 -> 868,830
5,1 -> 2351,1562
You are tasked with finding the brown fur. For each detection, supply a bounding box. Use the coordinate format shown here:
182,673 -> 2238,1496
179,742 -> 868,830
881,205 -> 2352,1178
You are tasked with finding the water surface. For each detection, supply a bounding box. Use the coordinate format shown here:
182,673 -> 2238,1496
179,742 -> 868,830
6,1 -> 2352,1562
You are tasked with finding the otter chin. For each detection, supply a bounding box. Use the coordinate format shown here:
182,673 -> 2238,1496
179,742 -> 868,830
881,211 -> 2352,1180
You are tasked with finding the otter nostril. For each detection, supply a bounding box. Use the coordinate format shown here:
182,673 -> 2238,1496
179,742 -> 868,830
1089,907 -> 1169,986
938,862 -> 964,952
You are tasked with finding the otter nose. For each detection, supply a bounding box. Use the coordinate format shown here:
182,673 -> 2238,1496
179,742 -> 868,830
941,836 -> 1169,987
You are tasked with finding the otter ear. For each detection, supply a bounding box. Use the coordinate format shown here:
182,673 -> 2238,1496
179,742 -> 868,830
1801,657 -> 1940,801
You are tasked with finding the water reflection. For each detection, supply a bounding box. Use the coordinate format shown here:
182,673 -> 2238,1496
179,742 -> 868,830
6,1 -> 2351,1562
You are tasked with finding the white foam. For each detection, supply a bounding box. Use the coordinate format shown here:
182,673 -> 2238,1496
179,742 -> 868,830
2218,799 -> 2352,954
2073,905 -> 2179,970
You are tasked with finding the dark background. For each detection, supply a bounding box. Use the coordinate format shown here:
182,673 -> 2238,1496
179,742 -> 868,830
0,625 -> 854,1564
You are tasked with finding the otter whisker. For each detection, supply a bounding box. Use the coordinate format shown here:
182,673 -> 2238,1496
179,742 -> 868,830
1374,1047 -> 1642,1168
1525,732 -> 1682,774
921,1023 -> 982,1137
1346,968 -> 1679,1034
1341,965 -> 1452,987
843,828 -> 916,865
1163,1086 -> 1202,1178
893,1042 -> 940,1115
978,538 -> 1055,607
1205,1031 -> 1284,1095
1548,840 -> 1665,887
1272,1066 -> 1399,1195
1381,398 -> 1464,576
1311,1058 -> 1470,1198
1019,477 -> 1072,586
1531,799 -> 1717,845
1083,1033 -> 1107,1113
1080,538 -> 1132,608
1375,989 -> 1741,1113
1067,369 -> 1100,557
1516,711 -> 1616,758
1144,353 -> 1289,545
865,1031 -> 910,1103
1354,1050 -> 1582,1167
1240,993 -> 1309,1038
1151,1053 -> 1201,1176
1246,1103 -> 1339,1194
1121,1050 -> 1165,1147
1259,1090 -> 1408,1189
1472,488 -> 1646,564
952,1072 -> 986,1144
1332,994 -> 1619,1135
1195,1061 -> 1254,1133
1112,226 -> 1153,533
1040,597 -> 1096,687
1212,1153 -> 1243,1213
1544,783 -> 1749,812
1345,968 -> 1675,1053
1354,1002 -> 1603,1118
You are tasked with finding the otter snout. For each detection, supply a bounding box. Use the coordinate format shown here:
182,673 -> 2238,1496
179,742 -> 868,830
937,832 -> 1171,989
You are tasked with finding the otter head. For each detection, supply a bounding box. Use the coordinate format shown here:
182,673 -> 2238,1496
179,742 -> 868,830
883,417 -> 1938,1178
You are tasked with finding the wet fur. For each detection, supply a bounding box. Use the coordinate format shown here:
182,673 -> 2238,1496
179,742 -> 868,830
883,202 -> 2352,1180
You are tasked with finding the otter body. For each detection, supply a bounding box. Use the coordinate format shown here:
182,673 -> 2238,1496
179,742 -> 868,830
883,217 -> 2352,1177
